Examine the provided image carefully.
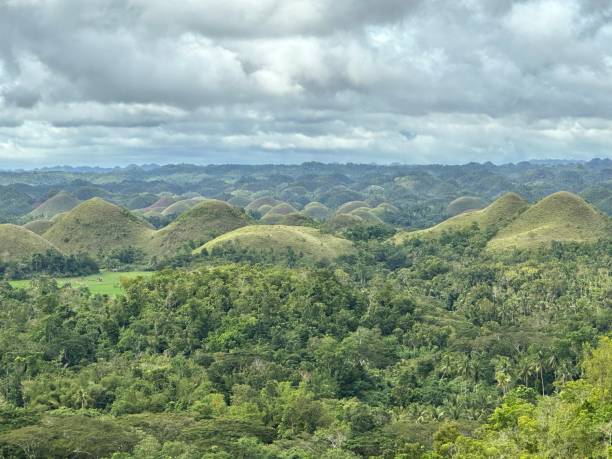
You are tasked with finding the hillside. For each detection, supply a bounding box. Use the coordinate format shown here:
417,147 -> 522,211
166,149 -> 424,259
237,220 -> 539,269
197,225 -> 354,261
445,196 -> 487,217
29,191 -> 81,219
147,199 -> 251,256
488,191 -> 611,250
394,192 -> 528,243
23,219 -> 54,235
0,224 -> 59,262
160,197 -> 205,217
43,198 -> 155,255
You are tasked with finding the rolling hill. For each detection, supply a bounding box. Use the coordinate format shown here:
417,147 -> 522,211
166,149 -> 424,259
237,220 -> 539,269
43,198 -> 155,255
23,219 -> 55,235
29,191 -> 81,219
197,225 -> 354,262
487,192 -> 611,250
0,224 -> 60,262
394,192 -> 528,243
147,199 -> 251,256
445,196 -> 487,217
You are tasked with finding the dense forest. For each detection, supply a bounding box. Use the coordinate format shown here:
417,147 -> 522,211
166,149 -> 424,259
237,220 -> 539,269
0,228 -> 610,457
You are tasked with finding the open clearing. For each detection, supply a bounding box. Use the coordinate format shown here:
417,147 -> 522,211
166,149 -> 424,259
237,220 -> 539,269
10,271 -> 153,295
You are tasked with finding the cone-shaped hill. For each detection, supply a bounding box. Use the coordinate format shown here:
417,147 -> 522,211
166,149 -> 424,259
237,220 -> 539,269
42,198 -> 155,254
23,219 -> 54,235
445,196 -> 487,217
146,199 -> 251,256
487,192 -> 611,250
196,225 -> 354,262
29,191 -> 81,219
0,224 -> 60,262
393,192 -> 528,244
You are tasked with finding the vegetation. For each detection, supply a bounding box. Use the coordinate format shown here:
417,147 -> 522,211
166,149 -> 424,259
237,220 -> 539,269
10,271 -> 152,295
198,225 -> 355,263
0,225 -> 59,262
445,196 -> 487,217
488,191 -> 611,250
0,161 -> 610,457
28,191 -> 81,219
42,199 -> 155,255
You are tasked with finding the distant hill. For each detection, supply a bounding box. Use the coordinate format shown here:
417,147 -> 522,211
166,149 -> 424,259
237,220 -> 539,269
161,197 -> 206,217
197,225 -> 354,262
394,192 -> 529,243
302,202 -> 331,221
336,201 -> 370,214
260,203 -> 298,223
147,200 -> 251,256
29,192 -> 81,219
445,196 -> 487,217
43,198 -> 154,255
23,219 -> 54,235
0,224 -> 59,262
488,192 -> 611,250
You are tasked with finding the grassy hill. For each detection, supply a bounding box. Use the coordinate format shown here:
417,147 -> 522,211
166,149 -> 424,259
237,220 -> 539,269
336,201 -> 370,214
29,191 -> 81,219
350,208 -> 384,224
161,197 -> 206,217
445,196 -> 487,217
260,203 -> 298,223
394,192 -> 528,243
23,219 -> 54,235
302,202 -> 331,221
0,224 -> 60,262
197,225 -> 354,262
43,198 -> 155,255
147,200 -> 251,256
488,191 -> 611,250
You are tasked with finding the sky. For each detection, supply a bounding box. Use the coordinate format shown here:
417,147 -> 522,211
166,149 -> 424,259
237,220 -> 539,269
1,0 -> 612,167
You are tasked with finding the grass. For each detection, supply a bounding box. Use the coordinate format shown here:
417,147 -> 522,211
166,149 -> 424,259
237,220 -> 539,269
196,224 -> 354,261
10,271 -> 153,296
43,198 -> 155,254
445,196 -> 487,217
29,191 -> 81,219
488,191 -> 611,250
393,192 -> 528,244
0,224 -> 59,262
147,199 -> 251,256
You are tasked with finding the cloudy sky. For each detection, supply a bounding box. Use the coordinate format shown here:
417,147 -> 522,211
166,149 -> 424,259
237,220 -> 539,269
1,0 -> 612,167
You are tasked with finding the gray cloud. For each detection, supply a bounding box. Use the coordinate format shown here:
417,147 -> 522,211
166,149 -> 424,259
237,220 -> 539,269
0,0 -> 611,166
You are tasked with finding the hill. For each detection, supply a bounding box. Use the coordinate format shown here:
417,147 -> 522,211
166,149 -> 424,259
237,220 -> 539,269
260,203 -> 298,223
197,225 -> 354,262
394,192 -> 528,243
488,191 -> 611,250
445,196 -> 487,217
0,224 -> 60,262
43,198 -> 155,255
23,219 -> 54,235
302,202 -> 331,221
161,197 -> 206,217
147,200 -> 251,256
29,191 -> 81,219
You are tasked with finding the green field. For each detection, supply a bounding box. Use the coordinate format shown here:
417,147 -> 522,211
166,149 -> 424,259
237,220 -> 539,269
10,271 -> 153,296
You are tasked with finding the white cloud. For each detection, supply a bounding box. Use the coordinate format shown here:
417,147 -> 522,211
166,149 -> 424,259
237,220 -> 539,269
0,0 -> 610,166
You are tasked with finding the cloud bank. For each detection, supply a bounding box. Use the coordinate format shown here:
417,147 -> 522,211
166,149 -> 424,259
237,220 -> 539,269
0,0 -> 611,166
